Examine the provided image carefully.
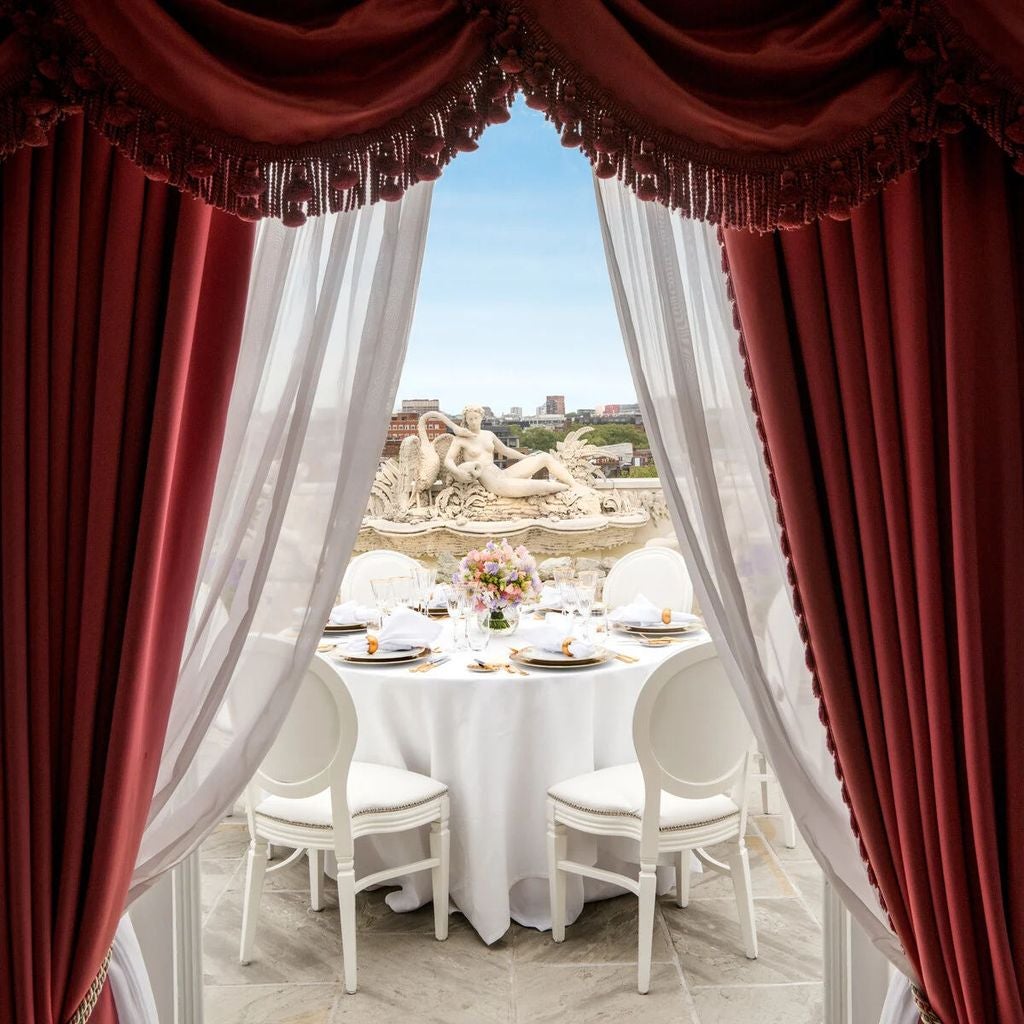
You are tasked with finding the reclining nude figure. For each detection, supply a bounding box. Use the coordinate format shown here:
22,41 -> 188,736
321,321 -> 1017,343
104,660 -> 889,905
426,404 -> 574,498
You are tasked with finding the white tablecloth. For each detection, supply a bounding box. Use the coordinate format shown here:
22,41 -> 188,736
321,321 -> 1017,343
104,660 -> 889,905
334,618 -> 708,944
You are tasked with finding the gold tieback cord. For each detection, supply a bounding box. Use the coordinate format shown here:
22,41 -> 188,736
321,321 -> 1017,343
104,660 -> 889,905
912,984 -> 943,1024
68,947 -> 112,1024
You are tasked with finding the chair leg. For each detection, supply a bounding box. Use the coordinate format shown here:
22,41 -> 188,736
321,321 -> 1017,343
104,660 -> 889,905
675,851 -> 690,908
429,798 -> 450,941
637,863 -> 657,994
758,749 -> 770,814
782,802 -> 797,849
337,858 -> 358,994
308,848 -> 325,912
239,839 -> 269,964
546,801 -> 568,942
727,839 -> 758,959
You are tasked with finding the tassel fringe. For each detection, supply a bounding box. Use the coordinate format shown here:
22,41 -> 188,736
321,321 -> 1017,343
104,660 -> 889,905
1,1 -> 1021,228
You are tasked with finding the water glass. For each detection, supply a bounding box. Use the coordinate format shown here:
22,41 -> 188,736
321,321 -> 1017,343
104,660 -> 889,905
391,575 -> 415,610
466,611 -> 490,652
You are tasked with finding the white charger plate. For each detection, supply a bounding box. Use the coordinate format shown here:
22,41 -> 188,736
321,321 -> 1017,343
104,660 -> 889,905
334,646 -> 430,665
510,646 -> 610,669
612,621 -> 700,636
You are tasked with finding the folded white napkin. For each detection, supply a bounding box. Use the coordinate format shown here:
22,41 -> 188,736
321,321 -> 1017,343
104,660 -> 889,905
608,593 -> 701,627
343,606 -> 441,654
328,600 -> 374,626
427,584 -> 450,609
538,584 -> 563,609
530,626 -> 597,660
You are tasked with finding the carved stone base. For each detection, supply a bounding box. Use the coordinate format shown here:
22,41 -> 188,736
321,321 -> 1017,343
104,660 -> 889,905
356,510 -> 652,559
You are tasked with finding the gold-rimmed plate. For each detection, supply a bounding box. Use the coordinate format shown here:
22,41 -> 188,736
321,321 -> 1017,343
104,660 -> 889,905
334,646 -> 430,666
612,621 -> 700,636
324,622 -> 368,635
510,646 -> 611,669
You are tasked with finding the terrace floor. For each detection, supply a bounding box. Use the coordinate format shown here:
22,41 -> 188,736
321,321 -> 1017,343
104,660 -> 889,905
201,806 -> 823,1024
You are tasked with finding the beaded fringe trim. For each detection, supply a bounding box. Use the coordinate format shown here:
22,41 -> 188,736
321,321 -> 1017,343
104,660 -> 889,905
68,947 -> 111,1024
1,0 -> 1021,229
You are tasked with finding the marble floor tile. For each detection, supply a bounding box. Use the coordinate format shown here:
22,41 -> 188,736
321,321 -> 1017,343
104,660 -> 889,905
513,894 -> 672,965
785,861 -> 825,925
692,982 -> 823,1024
226,848 -> 320,895
205,890 -> 347,986
205,983 -> 340,1024
513,964 -> 693,1023
203,858 -> 244,921
203,821 -> 251,860
330,930 -> 513,1024
670,836 -> 796,902
754,815 -> 810,861
663,897 -> 822,987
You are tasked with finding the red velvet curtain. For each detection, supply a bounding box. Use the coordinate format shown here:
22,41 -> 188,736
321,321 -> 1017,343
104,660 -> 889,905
723,129 -> 1024,1023
2,1 -> 1020,229
0,116 -> 255,1024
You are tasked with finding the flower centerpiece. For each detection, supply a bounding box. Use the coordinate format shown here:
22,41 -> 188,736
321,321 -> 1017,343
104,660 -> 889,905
454,540 -> 541,633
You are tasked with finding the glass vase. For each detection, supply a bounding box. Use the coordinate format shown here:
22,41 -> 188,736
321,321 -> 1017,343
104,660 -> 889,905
482,604 -> 520,635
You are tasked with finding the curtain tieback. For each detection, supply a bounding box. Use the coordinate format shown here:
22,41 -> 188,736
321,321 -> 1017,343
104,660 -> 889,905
913,983 -> 943,1021
67,948 -> 112,1024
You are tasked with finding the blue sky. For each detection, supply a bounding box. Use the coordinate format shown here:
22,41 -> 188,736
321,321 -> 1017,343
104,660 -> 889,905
398,96 -> 636,416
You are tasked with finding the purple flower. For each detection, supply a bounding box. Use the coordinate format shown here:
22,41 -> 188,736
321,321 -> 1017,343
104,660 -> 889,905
484,560 -> 499,574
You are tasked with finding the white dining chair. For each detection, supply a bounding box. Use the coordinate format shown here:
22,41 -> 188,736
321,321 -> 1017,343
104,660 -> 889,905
238,638 -> 450,994
338,549 -> 424,606
546,641 -> 757,994
602,546 -> 694,612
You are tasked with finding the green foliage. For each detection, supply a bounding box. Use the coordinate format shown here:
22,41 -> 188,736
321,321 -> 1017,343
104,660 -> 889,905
586,423 -> 649,449
625,463 -> 659,478
519,426 -> 560,452
506,423 -> 523,437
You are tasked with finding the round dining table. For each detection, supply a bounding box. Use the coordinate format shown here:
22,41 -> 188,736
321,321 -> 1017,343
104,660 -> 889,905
329,616 -> 710,944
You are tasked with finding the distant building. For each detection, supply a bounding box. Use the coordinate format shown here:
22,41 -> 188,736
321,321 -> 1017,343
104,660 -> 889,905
400,398 -> 440,415
507,405 -> 522,419
545,395 -> 566,416
595,403 -> 620,418
382,411 -> 448,458
595,442 -> 634,471
572,408 -> 595,423
632,447 -> 654,466
524,413 -> 566,429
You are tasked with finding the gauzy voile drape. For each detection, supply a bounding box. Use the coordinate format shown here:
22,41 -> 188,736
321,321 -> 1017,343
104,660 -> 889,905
0,116 -> 254,1024
723,128 -> 1024,1023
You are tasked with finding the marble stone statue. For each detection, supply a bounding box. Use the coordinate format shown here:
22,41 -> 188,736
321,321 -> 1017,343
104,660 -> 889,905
362,405 -> 660,554
433,404 -> 574,497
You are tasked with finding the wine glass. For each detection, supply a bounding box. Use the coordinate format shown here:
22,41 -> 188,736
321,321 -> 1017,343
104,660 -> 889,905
576,581 -> 596,639
561,582 -> 581,631
370,578 -> 393,622
446,586 -> 467,650
413,567 -> 435,613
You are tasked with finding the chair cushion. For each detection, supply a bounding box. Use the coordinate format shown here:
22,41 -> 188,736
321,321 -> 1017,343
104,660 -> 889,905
548,763 -> 738,831
255,762 -> 447,828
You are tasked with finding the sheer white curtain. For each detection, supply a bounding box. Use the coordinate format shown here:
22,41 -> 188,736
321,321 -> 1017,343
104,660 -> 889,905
593,175 -> 910,977
109,184 -> 433,1020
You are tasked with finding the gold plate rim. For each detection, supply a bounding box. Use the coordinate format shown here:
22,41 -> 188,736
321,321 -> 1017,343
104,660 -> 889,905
510,646 -> 610,669
335,646 -> 430,665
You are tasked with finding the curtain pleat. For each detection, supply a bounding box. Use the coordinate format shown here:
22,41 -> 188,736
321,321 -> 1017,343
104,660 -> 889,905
0,117 -> 254,1024
724,127 -> 1024,1024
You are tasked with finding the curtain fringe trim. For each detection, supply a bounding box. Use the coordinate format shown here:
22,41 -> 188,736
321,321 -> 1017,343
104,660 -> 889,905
67,947 -> 111,1024
0,0 -> 1021,227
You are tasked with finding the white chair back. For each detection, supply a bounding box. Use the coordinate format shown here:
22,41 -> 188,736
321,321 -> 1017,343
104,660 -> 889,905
603,546 -> 694,611
339,549 -> 424,605
243,638 -> 357,856
632,641 -> 751,850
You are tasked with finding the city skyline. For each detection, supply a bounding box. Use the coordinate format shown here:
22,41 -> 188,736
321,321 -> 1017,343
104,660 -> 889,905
397,95 -> 638,411
393,394 -> 640,418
